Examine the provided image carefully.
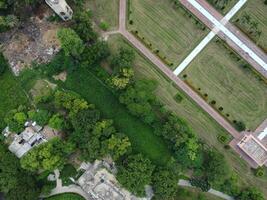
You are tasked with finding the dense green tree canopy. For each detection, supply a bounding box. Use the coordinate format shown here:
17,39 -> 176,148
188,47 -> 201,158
152,168 -> 178,199
20,138 -> 74,172
237,187 -> 264,200
57,28 -> 84,58
117,154 -> 155,197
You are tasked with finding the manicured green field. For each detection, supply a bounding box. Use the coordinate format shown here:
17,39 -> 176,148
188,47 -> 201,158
128,0 -> 208,68
86,0 -> 119,31
232,0 -> 267,51
46,193 -> 85,200
107,34 -> 267,198
180,39 -> 267,131
0,70 -> 29,129
63,67 -> 172,166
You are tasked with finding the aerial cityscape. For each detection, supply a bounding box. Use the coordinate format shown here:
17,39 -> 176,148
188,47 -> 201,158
0,0 -> 266,200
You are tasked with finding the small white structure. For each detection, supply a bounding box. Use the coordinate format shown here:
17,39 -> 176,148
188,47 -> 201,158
45,0 -> 73,21
8,122 -> 47,158
258,127 -> 267,141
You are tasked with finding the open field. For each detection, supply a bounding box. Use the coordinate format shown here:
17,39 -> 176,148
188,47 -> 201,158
62,67 -> 172,166
128,0 -> 208,68
0,70 -> 29,129
232,0 -> 267,52
107,34 -> 267,197
180,39 -> 267,131
86,0 -> 119,31
46,193 -> 85,200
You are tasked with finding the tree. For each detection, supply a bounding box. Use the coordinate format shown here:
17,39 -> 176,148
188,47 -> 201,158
119,79 -> 158,124
0,52 -> 8,75
109,68 -> 134,90
204,150 -> 230,186
0,144 -> 40,200
48,114 -> 64,130
4,110 -> 27,133
27,109 -> 51,126
152,168 -> 178,199
20,138 -> 74,172
72,10 -> 97,42
237,187 -> 264,200
81,41 -> 109,67
111,48 -> 135,71
106,134 -> 131,160
57,28 -> 84,58
117,154 -> 155,196
54,90 -> 91,117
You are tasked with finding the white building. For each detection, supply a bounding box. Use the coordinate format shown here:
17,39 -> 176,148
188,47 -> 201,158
45,0 -> 73,21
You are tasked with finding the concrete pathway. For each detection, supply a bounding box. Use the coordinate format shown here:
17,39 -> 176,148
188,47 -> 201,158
43,169 -> 92,200
180,0 -> 267,79
178,179 -> 235,200
118,0 -> 240,139
173,0 -> 247,75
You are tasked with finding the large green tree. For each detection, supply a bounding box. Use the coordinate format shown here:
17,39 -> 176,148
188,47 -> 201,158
20,138 -> 74,172
117,154 -> 155,197
237,187 -> 264,200
57,28 -> 84,58
152,168 -> 178,199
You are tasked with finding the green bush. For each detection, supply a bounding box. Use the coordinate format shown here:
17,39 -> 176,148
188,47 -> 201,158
189,178 -> 211,192
99,21 -> 110,31
254,167 -> 265,177
174,93 -> 183,103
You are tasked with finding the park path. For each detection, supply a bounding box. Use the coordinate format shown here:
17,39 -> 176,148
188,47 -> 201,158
179,0 -> 267,79
173,0 -> 247,75
117,0 -> 240,139
178,179 -> 235,200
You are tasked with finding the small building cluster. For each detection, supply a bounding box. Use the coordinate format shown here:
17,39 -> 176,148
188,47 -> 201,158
231,119 -> 267,168
77,160 -> 153,200
45,0 -> 73,21
2,121 -> 58,158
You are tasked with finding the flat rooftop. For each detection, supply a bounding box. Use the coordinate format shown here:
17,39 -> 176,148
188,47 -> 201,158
238,134 -> 267,166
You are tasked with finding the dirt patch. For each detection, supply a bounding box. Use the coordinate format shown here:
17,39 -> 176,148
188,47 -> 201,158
0,6 -> 64,75
53,71 -> 67,82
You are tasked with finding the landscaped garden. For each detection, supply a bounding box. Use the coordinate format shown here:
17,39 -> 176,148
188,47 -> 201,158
180,38 -> 267,131
127,0 -> 208,68
232,0 -> 267,52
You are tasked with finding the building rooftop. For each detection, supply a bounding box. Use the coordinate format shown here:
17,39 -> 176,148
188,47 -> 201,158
237,134 -> 267,166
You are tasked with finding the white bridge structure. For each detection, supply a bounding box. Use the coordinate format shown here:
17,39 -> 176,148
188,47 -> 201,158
45,0 -> 73,21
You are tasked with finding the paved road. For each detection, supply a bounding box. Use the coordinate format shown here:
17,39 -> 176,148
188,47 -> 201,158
118,0 -> 240,139
173,0 -> 247,75
180,0 -> 267,79
178,179 -> 235,200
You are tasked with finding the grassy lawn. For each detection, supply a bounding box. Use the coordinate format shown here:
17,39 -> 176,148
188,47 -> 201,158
86,0 -> 119,31
62,67 -> 172,166
107,34 -> 267,198
46,193 -> 85,200
0,70 -> 29,129
180,39 -> 267,131
128,0 -> 208,68
232,0 -> 267,51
